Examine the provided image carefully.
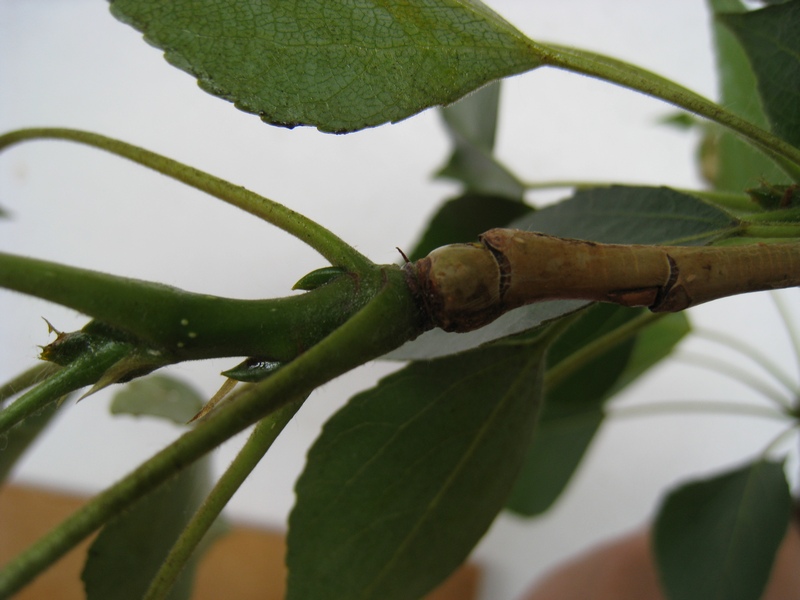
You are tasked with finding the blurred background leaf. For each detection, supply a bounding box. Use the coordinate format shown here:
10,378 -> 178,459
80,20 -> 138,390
83,375 -> 224,600
654,459 -> 791,600
436,82 -> 526,199
704,0 -> 789,190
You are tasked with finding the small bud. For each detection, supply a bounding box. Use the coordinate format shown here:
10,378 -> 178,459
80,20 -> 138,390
222,358 -> 283,382
292,266 -> 349,291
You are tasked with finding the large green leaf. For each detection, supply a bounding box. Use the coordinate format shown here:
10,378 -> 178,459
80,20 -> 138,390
507,308 -> 689,516
436,82 -> 526,199
706,0 -> 788,190
653,460 -> 792,600
388,186 -> 735,360
720,2 -> 800,148
287,336 -> 547,600
109,0 -> 541,133
83,375 -> 219,600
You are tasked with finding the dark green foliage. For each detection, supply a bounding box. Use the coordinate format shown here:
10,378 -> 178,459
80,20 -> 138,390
720,1 -> 800,148
288,336 -> 548,599
83,376 -> 221,600
511,185 -> 739,245
707,0 -> 788,190
654,460 -> 792,600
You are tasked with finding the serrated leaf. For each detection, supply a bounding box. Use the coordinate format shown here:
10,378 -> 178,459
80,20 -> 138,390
388,186 -> 733,360
82,455 -> 218,600
720,2 -> 800,148
436,82 -> 525,198
706,0 -> 788,190
407,192 -> 533,261
109,0 -> 541,133
653,459 -> 792,600
110,374 -> 203,424
287,337 -> 547,600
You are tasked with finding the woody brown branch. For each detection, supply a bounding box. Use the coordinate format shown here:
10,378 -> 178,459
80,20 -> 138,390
408,229 -> 800,333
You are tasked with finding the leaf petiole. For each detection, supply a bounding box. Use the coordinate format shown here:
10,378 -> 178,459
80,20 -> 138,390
0,363 -> 62,407
693,327 -> 799,399
0,340 -> 133,437
609,399 -> 789,422
674,351 -> 793,411
0,128 -> 373,272
143,395 -> 303,600
533,43 -> 800,178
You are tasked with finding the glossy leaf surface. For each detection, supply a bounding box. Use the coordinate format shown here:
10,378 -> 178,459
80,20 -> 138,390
720,2 -> 800,148
109,0 -> 540,132
654,460 -> 791,600
83,376 -> 218,600
287,338 -> 547,600
389,186 -> 733,360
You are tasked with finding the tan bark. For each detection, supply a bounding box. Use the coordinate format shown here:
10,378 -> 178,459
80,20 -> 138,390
409,229 -> 800,332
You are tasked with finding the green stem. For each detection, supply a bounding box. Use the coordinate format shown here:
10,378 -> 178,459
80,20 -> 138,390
760,424 -> 799,459
0,363 -> 61,406
143,396 -> 303,600
0,266 -> 423,598
712,235 -> 800,246
533,43 -> 800,178
684,190 -> 760,213
744,207 -> 800,222
0,252 -> 371,363
693,327 -> 799,397
610,399 -> 789,422
0,128 -> 372,272
544,311 -> 667,389
674,351 -> 792,411
770,291 -> 800,388
739,223 -> 800,238
0,341 -> 132,436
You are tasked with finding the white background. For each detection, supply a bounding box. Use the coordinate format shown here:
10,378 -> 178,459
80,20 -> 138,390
1,2 -> 798,599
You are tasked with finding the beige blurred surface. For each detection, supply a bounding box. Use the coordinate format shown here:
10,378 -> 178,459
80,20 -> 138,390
0,484 -> 479,600
522,523 -> 800,600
